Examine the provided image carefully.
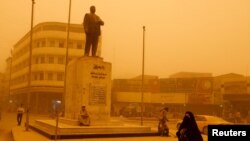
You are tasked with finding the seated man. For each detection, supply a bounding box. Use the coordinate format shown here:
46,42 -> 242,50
78,106 -> 90,126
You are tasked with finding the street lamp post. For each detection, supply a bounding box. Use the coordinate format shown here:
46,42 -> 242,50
62,0 -> 72,117
8,51 -> 13,109
26,0 -> 35,131
55,1 -> 71,139
141,26 -> 145,126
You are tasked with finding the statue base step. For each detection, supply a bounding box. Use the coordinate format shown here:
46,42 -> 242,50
30,119 -> 157,139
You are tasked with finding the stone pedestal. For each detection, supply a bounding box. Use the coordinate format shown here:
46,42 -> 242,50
64,56 -> 111,123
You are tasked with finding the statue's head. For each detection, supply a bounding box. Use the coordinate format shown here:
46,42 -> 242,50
90,5 -> 96,13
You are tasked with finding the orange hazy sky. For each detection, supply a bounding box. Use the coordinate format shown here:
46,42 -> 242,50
0,0 -> 250,78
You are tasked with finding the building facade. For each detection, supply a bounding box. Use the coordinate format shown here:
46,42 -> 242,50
10,22 -> 87,114
111,72 -> 220,118
214,73 -> 250,117
112,72 -> 250,119
0,72 -> 9,112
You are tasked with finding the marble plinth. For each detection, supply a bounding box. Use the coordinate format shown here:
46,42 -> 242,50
30,119 -> 157,139
64,56 -> 112,123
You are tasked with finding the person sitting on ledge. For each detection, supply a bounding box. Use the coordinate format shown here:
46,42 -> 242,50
78,106 -> 90,126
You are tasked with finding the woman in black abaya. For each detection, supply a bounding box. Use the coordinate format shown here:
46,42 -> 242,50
176,111 -> 203,141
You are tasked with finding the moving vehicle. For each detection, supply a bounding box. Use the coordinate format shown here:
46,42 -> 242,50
176,115 -> 233,134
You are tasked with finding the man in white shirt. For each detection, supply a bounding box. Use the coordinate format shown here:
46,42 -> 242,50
17,104 -> 25,126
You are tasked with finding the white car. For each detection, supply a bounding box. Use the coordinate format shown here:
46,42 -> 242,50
176,115 -> 233,134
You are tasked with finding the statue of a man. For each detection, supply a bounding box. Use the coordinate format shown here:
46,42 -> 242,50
83,5 -> 104,57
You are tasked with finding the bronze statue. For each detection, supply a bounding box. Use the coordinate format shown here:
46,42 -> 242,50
83,5 -> 104,57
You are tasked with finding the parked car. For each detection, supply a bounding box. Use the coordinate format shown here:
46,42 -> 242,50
176,115 -> 233,134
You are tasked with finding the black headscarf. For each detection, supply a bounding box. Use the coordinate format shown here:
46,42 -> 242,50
177,111 -> 203,141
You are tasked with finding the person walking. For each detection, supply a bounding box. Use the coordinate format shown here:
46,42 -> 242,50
246,110 -> 250,124
83,5 -> 104,57
158,107 -> 169,136
17,104 -> 25,126
176,111 -> 203,141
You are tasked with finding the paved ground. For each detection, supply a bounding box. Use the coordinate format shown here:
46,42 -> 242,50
0,112 -> 208,141
0,112 -> 51,141
0,112 -> 16,141
12,126 -> 208,141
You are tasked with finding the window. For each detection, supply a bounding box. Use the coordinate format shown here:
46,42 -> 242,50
57,73 -> 64,81
48,56 -> 54,64
48,73 -> 53,80
40,72 -> 44,80
59,41 -> 64,48
40,56 -> 45,63
41,40 -> 46,47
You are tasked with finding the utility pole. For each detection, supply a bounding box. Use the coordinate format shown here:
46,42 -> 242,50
8,51 -> 13,105
62,0 -> 72,116
141,26 -> 145,126
26,0 -> 35,131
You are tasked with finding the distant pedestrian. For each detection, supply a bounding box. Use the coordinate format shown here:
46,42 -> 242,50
158,107 -> 169,136
226,112 -> 235,123
246,110 -> 250,124
176,111 -> 203,141
17,104 -> 25,126
234,111 -> 243,123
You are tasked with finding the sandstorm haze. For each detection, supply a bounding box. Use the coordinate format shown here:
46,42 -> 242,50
0,0 -> 250,78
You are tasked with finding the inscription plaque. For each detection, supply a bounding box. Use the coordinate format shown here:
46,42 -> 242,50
89,85 -> 107,105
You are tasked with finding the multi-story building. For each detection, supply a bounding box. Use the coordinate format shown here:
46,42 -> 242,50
0,73 -> 6,110
3,57 -> 12,111
0,71 -> 10,113
10,22 -> 87,113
